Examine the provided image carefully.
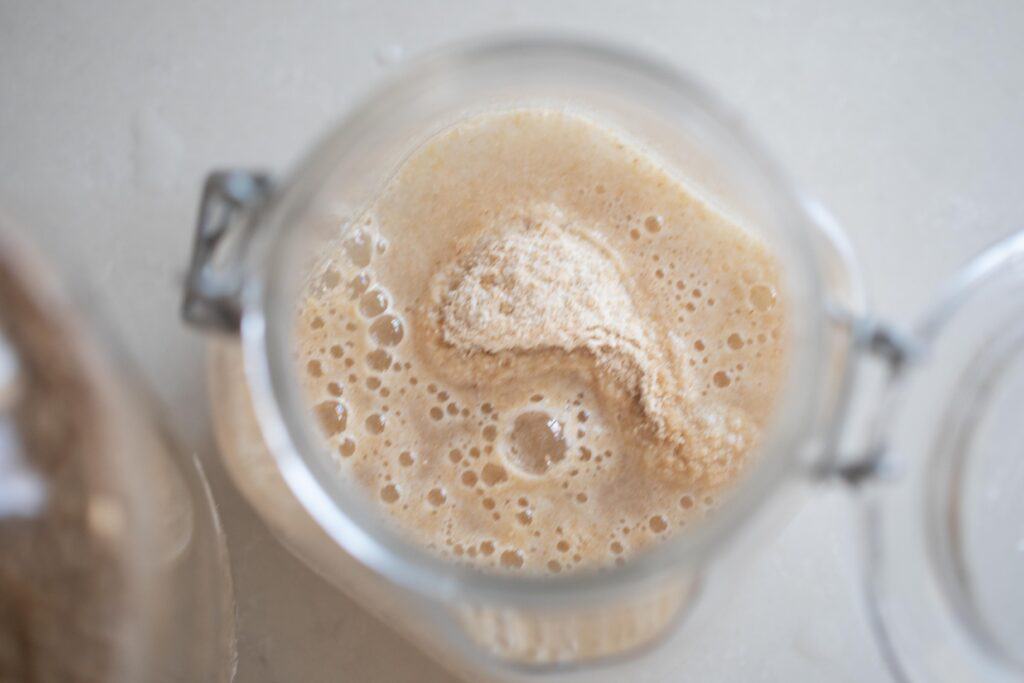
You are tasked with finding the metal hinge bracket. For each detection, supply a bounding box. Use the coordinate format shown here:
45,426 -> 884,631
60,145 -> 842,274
181,170 -> 272,334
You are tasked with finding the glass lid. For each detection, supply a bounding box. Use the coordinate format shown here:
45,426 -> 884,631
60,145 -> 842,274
861,229 -> 1024,683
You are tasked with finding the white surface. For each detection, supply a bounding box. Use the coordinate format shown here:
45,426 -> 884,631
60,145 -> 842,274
2,2 -> 1023,681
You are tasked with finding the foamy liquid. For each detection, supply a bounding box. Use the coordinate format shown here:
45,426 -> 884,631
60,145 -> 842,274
296,109 -> 787,574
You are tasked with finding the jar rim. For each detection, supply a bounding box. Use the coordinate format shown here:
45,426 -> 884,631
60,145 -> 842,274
240,35 -> 829,606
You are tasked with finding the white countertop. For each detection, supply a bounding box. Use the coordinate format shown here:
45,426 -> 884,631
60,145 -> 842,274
2,2 -> 1022,681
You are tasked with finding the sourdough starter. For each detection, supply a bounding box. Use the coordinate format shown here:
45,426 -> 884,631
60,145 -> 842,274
296,109 -> 787,574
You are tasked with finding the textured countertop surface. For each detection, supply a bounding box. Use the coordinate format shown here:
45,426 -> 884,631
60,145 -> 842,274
2,1 -> 1023,681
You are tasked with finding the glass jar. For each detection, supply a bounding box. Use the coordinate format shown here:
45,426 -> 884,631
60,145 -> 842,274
0,220 -> 236,682
181,38 -> 1024,681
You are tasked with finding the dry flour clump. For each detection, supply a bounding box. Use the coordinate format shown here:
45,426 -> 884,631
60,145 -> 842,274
433,204 -> 753,485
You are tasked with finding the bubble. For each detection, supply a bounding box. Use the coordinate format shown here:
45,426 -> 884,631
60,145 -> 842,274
359,289 -> 389,317
449,449 -> 463,463
307,359 -> 323,377
479,541 -> 495,556
380,484 -> 400,504
680,495 -> 694,509
327,382 -> 342,397
339,439 -> 356,457
315,401 -> 347,436
482,425 -> 497,441
446,402 -> 459,415
547,560 -> 562,573
367,349 -> 392,371
610,541 -> 623,555
694,340 -> 705,351
430,407 -> 443,421
577,410 -> 589,423
482,497 -> 496,510
398,451 -> 414,467
500,549 -> 524,569
644,215 -> 663,233
516,510 -> 533,526
346,273 -> 371,302
330,345 -> 343,358
461,470 -> 478,486
576,492 -> 588,503
321,269 -> 341,289
481,403 -> 493,414
481,463 -> 508,486
427,488 -> 446,506
366,413 -> 386,434
629,228 -> 641,240
366,376 -> 381,390
750,284 -> 775,311
344,229 -> 373,267
713,371 -> 731,388
691,288 -> 702,298
649,515 -> 668,533
727,333 -> 744,350
506,411 -> 567,475
370,315 -> 404,346
556,540 -> 570,553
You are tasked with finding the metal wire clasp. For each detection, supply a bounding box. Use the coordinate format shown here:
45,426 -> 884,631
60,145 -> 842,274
812,311 -> 924,486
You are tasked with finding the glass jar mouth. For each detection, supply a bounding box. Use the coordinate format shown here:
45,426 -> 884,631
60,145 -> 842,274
240,35 -> 828,606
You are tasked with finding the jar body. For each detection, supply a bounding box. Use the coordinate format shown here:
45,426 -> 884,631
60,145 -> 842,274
193,39 -> 864,677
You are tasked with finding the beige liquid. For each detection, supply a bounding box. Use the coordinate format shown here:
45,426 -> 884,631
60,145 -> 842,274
297,109 -> 786,575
